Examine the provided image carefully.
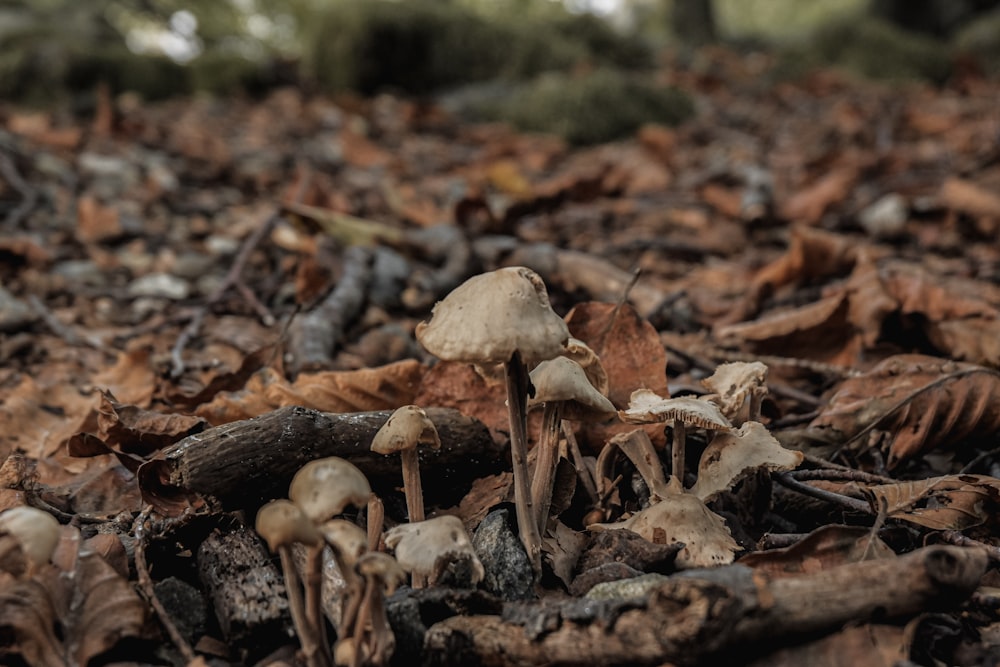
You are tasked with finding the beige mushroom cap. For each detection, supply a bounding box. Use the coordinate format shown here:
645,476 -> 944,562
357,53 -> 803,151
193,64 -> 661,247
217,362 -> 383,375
415,267 -> 570,365
619,389 -> 732,431
384,515 -> 484,583
371,405 -> 441,455
0,506 -> 60,569
320,519 -> 368,566
528,356 -> 616,421
255,499 -> 321,551
563,337 -> 609,397
691,421 -> 803,501
289,457 -> 372,523
356,551 -> 407,595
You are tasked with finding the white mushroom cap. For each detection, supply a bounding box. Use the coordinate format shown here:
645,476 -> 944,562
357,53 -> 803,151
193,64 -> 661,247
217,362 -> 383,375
319,519 -> 368,566
384,515 -> 484,584
255,499 -> 321,551
371,405 -> 441,455
415,267 -> 570,365
619,390 -> 732,431
0,506 -> 60,570
528,356 -> 616,421
289,457 -> 372,523
563,337 -> 609,397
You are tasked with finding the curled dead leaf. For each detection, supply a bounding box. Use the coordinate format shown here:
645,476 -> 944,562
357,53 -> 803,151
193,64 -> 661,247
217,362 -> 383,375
864,474 -> 1000,530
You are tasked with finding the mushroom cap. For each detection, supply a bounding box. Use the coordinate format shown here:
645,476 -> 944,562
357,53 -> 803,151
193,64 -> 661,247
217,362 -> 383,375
528,356 -> 616,421
371,405 -> 441,455
319,519 -> 368,566
619,390 -> 732,431
691,421 -> 803,501
415,267 -> 570,365
289,457 -> 371,523
384,515 -> 484,583
563,337 -> 609,397
700,361 -> 769,421
255,499 -> 321,551
0,506 -> 60,569
356,551 -> 407,594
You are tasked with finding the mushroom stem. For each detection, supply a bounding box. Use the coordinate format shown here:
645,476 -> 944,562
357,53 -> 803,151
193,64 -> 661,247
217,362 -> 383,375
304,546 -> 333,666
530,401 -> 564,534
671,421 -> 687,488
398,449 -> 428,588
504,351 -> 543,576
563,420 -> 598,504
352,575 -> 395,667
278,546 -> 327,667
366,494 -> 384,553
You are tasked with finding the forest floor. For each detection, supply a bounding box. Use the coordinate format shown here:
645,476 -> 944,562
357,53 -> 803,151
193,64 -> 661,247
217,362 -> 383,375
3,47 -> 1000,666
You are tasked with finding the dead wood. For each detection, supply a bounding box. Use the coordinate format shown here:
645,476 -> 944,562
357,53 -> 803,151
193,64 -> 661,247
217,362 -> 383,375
196,524 -> 291,661
139,406 -> 502,515
423,545 -> 987,666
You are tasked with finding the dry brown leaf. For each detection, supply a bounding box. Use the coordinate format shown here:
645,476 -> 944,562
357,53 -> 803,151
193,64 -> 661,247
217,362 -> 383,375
0,375 -> 96,460
91,346 -> 157,408
565,302 -> 670,451
864,474 -> 1000,530
0,526 -> 147,667
450,472 -> 513,535
751,623 -> 907,667
751,226 -> 856,295
940,177 -> 1000,225
541,520 -> 588,589
197,359 -> 426,424
779,166 -> 858,224
741,525 -> 895,578
691,421 -> 803,501
76,195 -> 122,244
809,354 -> 1000,468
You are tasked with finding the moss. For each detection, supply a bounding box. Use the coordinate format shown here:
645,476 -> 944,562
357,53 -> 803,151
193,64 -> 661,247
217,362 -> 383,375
954,8 -> 1000,74
469,69 -> 694,146
782,17 -> 954,83
304,0 -> 653,95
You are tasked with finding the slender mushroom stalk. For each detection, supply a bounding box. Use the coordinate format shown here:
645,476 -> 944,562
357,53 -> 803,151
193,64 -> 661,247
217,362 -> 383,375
415,267 -> 570,577
371,405 -> 440,587
289,457 -> 371,660
671,421 -> 687,485
319,519 -> 368,640
365,493 -> 384,553
256,500 -> 326,667
528,356 -> 615,534
351,552 -> 405,667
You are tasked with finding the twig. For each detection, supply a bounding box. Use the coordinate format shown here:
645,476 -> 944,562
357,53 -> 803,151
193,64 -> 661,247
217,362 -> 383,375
170,211 -> 279,377
562,421 -> 598,504
774,472 -> 873,515
937,530 -> 1000,562
0,149 -> 38,229
27,295 -> 109,352
133,505 -> 199,663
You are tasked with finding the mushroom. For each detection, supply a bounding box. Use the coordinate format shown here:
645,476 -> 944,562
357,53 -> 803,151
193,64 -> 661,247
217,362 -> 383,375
528,356 -> 615,533
415,266 -> 569,574
289,457 -> 372,663
319,519 -> 369,640
0,506 -> 60,576
619,390 -> 732,488
690,421 -> 803,501
700,361 -> 769,425
370,405 -> 440,527
255,499 -> 326,667
384,515 -> 484,588
347,552 -> 406,667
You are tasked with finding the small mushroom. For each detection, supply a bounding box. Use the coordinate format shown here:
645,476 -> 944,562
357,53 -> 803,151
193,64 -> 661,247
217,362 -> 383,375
347,552 -> 406,667
416,266 -> 570,575
255,500 -> 325,667
319,519 -> 368,639
701,361 -> 769,425
691,421 -> 803,501
0,506 -> 60,575
384,515 -> 484,588
371,405 -> 440,526
528,356 -> 616,533
620,390 -> 732,488
563,337 -> 609,397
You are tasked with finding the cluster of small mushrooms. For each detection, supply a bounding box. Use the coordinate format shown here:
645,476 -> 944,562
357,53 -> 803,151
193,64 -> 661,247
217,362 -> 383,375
252,266 -> 803,665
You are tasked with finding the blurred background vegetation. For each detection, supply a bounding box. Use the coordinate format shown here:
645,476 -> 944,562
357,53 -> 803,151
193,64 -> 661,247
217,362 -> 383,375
2,0 -> 998,142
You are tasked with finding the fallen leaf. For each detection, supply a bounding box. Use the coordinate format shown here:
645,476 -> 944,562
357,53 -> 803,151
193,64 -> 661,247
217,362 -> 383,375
741,525 -> 895,577
865,474 -> 1000,530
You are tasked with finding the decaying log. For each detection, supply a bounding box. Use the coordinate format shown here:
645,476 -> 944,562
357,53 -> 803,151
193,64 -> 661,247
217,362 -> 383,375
423,545 -> 987,666
197,525 -> 291,660
139,406 -> 502,515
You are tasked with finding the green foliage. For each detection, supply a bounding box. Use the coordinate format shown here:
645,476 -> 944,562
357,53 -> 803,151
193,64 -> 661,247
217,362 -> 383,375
954,7 -> 1000,74
304,0 -> 653,95
781,17 -> 954,83
468,68 -> 694,145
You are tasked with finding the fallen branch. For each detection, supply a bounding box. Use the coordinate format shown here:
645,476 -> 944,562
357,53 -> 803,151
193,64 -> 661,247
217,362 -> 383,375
423,545 -> 987,666
139,406 -> 502,516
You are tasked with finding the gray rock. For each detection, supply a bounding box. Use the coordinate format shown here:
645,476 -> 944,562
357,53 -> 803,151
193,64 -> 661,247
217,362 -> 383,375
472,508 -> 535,601
858,193 -> 908,238
154,576 -> 207,643
584,572 -> 670,601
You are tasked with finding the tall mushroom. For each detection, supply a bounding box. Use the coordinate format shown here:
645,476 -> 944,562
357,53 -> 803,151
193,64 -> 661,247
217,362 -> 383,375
370,404 -> 439,527
528,356 -> 615,533
289,457 -> 372,662
319,519 -> 369,641
415,266 -> 569,575
255,499 -> 325,667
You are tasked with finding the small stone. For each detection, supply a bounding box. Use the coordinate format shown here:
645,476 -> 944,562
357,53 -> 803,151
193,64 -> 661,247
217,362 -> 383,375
0,287 -> 37,333
154,577 -> 207,643
584,572 -> 670,601
472,508 -> 535,601
569,562 -> 644,596
127,272 -> 191,300
858,193 -> 908,238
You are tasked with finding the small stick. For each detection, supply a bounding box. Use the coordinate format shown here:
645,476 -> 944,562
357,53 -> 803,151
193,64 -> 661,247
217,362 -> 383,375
133,506 -> 198,664
562,421 -> 598,503
774,473 -> 873,515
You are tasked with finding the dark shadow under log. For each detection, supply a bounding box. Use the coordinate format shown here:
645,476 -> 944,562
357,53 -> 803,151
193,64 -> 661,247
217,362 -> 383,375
139,406 -> 502,516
